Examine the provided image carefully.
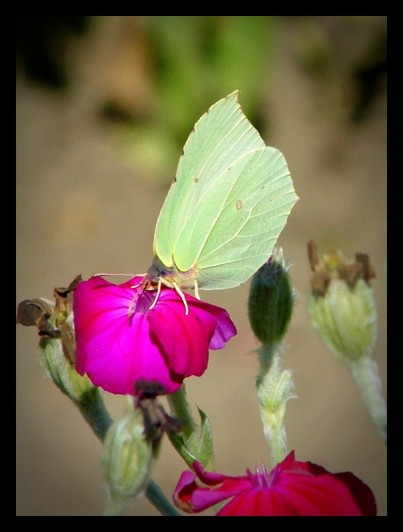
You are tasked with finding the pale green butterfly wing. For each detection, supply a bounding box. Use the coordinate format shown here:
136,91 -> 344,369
153,91 -> 265,268
153,90 -> 298,290
179,148 -> 296,289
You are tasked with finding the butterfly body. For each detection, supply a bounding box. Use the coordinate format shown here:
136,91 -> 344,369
147,256 -> 198,291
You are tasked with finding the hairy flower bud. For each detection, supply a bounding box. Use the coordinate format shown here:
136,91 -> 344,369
307,241 -> 386,441
307,241 -> 377,362
248,249 -> 294,346
102,407 -> 156,515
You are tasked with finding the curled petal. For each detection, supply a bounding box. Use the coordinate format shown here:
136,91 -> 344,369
174,461 -> 254,513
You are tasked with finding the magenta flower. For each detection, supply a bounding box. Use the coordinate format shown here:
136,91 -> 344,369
173,451 -> 377,516
73,276 -> 237,396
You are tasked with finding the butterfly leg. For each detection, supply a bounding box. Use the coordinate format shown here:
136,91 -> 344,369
172,282 -> 189,316
148,278 -> 162,311
194,279 -> 200,300
147,278 -> 189,316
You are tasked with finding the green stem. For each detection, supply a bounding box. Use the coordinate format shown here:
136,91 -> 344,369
348,357 -> 387,442
75,387 -> 181,516
76,388 -> 113,440
167,384 -> 196,438
166,384 -> 216,471
146,480 -> 182,516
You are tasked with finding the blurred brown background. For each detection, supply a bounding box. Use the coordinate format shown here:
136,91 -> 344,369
16,16 -> 386,516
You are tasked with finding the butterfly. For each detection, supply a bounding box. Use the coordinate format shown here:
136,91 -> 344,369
144,90 -> 298,313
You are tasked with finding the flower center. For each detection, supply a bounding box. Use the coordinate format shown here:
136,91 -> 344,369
128,286 -> 155,317
247,464 -> 272,490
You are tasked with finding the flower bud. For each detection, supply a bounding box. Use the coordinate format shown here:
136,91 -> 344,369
248,249 -> 294,346
102,407 -> 155,515
39,334 -> 96,401
17,276 -> 96,401
307,241 -> 377,362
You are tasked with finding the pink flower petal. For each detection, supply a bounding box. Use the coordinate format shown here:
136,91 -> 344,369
149,295 -> 214,377
74,276 -> 182,395
334,472 -> 377,516
173,452 -> 377,516
73,276 -> 237,396
174,461 -> 258,512
217,488 -> 296,516
193,461 -> 249,488
273,469 -> 370,515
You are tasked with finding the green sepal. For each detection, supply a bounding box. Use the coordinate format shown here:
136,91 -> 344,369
167,407 -> 215,470
102,408 -> 155,516
39,335 -> 95,401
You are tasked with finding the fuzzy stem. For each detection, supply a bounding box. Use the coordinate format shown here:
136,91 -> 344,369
257,344 -> 296,467
348,357 -> 387,442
